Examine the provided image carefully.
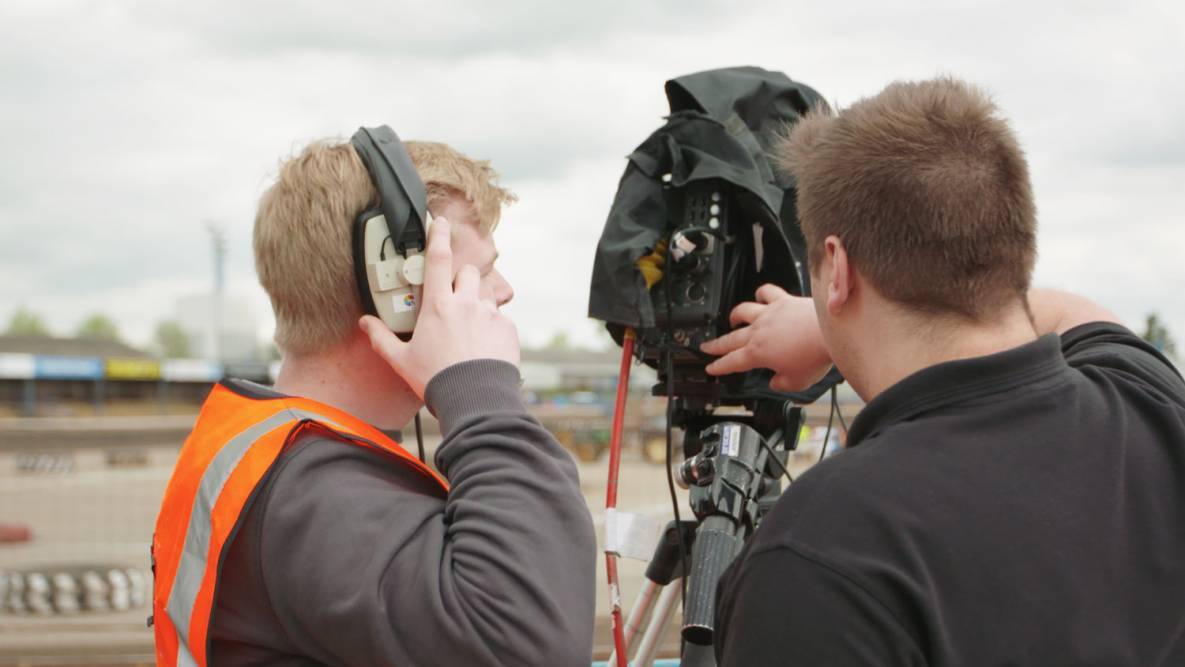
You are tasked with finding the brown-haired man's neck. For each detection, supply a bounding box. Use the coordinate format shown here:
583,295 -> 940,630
814,236 -> 1040,402
839,297 -> 1039,402
273,329 -> 421,431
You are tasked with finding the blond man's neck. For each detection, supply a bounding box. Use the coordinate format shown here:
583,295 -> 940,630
274,330 -> 421,432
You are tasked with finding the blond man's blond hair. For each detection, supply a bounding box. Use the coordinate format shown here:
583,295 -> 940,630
255,138 -> 516,355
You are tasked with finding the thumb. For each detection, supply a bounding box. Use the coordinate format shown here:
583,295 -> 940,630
770,373 -> 800,393
359,315 -> 408,371
755,283 -> 791,304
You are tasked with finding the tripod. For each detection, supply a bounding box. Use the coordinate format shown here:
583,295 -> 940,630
609,397 -> 803,666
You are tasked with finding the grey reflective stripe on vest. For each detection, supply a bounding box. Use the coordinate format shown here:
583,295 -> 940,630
177,643 -> 199,667
166,408 -> 342,659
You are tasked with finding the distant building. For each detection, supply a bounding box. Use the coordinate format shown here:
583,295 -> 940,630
0,335 -> 223,417
520,347 -> 657,393
0,330 -> 870,421
174,294 -> 262,362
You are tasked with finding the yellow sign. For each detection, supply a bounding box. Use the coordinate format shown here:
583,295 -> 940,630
105,358 -> 162,380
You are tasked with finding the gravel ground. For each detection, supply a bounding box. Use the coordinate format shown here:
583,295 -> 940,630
0,425 -> 828,664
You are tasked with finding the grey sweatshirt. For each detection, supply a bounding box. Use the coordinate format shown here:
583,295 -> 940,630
207,360 -> 597,666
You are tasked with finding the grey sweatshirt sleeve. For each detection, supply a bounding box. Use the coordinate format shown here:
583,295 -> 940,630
256,360 -> 597,666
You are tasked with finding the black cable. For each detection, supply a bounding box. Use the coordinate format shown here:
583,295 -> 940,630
758,436 -> 794,484
835,396 -> 850,436
661,233 -> 690,634
718,234 -> 744,306
380,235 -> 395,261
414,411 -> 426,463
663,350 -> 686,592
817,385 -> 837,465
664,359 -> 689,609
663,348 -> 691,660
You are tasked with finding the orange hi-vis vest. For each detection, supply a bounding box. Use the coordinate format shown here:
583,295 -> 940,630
151,381 -> 448,667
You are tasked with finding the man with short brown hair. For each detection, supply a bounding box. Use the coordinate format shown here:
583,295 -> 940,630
705,78 -> 1185,665
782,77 -> 1036,321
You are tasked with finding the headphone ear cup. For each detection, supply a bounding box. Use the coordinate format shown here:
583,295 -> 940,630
353,209 -> 381,317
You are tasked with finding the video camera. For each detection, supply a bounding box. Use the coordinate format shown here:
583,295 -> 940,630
589,66 -> 839,411
588,66 -> 841,666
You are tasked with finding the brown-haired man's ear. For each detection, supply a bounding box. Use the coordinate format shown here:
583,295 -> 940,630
823,235 -> 852,317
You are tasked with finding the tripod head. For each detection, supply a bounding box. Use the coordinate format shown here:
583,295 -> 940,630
675,401 -> 803,647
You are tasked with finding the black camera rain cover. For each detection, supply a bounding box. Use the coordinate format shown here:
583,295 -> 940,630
588,66 -> 841,402
589,66 -> 825,328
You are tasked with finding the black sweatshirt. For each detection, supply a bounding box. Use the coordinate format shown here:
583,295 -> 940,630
716,323 -> 1185,666
209,359 -> 596,666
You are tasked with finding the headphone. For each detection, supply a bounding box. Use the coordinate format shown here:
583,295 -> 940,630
350,126 -> 434,340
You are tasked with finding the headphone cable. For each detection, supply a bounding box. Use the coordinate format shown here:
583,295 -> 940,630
414,411 -> 426,463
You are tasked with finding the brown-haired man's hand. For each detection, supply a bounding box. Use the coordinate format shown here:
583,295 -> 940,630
701,284 -> 832,392
359,217 -> 521,398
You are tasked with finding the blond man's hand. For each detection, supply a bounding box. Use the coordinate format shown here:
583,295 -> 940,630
701,284 -> 832,392
359,218 -> 520,398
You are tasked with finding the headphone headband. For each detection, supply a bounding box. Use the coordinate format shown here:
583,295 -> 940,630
350,126 -> 429,254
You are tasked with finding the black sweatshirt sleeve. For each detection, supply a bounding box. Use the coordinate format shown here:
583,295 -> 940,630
715,544 -> 927,667
255,359 -> 596,666
1060,322 -> 1185,406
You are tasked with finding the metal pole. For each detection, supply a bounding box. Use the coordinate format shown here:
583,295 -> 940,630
157,377 -> 167,415
604,332 -> 635,667
205,222 -> 226,363
624,579 -> 661,650
634,581 -> 681,667
609,579 -> 662,665
93,378 -> 104,416
23,379 -> 36,417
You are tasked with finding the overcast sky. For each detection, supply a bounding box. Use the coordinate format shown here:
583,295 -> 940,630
2,0 -> 1183,353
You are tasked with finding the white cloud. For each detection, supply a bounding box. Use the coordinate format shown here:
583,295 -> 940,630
496,155 -> 629,349
2,0 -> 1183,352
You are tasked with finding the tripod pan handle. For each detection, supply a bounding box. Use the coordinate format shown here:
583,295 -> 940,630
682,515 -> 741,646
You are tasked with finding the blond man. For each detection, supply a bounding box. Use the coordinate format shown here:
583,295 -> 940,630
704,78 -> 1185,665
153,138 -> 595,666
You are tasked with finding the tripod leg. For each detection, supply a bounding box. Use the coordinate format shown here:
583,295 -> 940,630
681,641 -> 716,667
624,579 -> 661,651
634,581 -> 681,667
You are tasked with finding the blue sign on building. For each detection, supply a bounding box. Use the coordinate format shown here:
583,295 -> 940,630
34,355 -> 104,380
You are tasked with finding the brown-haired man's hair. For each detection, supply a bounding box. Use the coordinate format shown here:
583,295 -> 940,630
776,76 -> 1037,321
254,139 -> 516,356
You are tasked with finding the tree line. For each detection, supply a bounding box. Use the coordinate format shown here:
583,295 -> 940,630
4,306 -> 1178,362
4,306 -> 191,357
